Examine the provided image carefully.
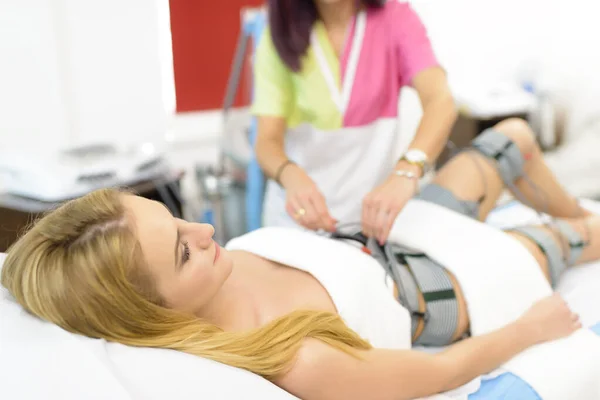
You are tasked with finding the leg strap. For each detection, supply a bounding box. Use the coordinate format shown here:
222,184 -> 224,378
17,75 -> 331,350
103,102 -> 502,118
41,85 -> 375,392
471,128 -> 526,185
554,220 -> 588,265
417,184 -> 480,220
510,221 -> 587,288
510,226 -> 565,287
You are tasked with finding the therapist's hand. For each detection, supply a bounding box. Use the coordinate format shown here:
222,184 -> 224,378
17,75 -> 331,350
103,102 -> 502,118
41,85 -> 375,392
362,172 -> 419,245
281,166 -> 337,232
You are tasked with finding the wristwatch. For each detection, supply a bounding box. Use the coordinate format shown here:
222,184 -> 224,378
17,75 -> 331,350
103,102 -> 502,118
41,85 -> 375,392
399,149 -> 431,176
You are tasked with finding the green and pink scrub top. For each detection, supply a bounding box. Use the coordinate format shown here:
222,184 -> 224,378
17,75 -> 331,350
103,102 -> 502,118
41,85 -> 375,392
252,1 -> 440,228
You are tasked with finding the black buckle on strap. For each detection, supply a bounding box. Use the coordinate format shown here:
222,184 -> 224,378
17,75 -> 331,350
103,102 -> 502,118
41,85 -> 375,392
330,231 -> 368,245
411,310 -> 429,323
330,231 -> 372,254
491,141 -> 514,161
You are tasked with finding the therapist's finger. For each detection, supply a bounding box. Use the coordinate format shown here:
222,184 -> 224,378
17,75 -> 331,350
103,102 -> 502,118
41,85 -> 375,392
310,193 -> 336,232
362,195 -> 379,238
362,199 -> 375,237
360,200 -> 370,236
286,196 -> 310,229
301,198 -> 322,230
378,204 -> 400,245
361,199 -> 370,235
374,204 -> 390,243
292,192 -> 322,230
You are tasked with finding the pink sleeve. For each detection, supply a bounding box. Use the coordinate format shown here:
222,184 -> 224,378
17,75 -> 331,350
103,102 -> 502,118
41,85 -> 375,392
390,2 -> 439,87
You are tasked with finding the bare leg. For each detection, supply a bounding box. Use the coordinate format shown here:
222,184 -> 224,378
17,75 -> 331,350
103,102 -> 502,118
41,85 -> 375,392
431,118 -> 588,222
494,119 -> 589,219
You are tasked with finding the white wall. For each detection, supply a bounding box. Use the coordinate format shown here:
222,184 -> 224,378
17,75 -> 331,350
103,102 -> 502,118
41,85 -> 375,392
407,0 -> 600,198
417,0 -> 600,99
3,0 -> 600,147
412,0 -> 551,90
59,0 -> 167,146
0,0 -> 71,151
0,0 -> 168,152
1,0 -> 599,202
156,0 -> 176,118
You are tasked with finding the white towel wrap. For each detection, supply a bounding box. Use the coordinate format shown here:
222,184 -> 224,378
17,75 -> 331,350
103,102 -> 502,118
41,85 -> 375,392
227,199 -> 600,400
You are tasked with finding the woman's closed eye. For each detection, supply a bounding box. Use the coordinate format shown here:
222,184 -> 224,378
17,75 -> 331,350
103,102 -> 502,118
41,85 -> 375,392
181,241 -> 191,264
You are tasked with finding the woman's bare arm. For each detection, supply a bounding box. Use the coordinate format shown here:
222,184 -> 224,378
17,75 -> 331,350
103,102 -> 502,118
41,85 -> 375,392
396,67 -> 457,174
255,116 -> 291,183
276,295 -> 580,400
255,116 -> 314,190
255,115 -> 336,230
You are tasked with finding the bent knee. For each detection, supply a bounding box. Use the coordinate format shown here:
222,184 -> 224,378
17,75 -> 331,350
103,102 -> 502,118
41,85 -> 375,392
493,118 -> 538,157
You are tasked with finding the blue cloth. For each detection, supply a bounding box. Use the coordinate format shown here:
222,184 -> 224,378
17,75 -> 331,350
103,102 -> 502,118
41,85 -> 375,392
469,324 -> 600,399
591,321 -> 600,336
469,373 -> 540,400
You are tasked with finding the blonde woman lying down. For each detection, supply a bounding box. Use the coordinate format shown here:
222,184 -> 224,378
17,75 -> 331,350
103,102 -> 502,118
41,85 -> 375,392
2,118 -> 599,400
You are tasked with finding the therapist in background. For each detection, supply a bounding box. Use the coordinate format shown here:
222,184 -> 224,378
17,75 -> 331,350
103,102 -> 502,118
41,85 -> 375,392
252,0 -> 457,243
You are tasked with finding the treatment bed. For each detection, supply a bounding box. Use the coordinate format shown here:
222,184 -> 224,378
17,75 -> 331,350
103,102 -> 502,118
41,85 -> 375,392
1,200 -> 600,399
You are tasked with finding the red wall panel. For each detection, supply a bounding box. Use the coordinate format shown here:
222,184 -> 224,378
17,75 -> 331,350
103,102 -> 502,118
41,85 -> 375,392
169,0 -> 263,112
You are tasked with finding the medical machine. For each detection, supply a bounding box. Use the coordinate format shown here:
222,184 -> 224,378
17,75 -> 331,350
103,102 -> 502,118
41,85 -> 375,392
0,143 -> 169,202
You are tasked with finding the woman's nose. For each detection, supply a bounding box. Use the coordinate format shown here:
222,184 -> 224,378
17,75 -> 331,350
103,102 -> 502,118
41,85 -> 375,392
191,223 -> 215,249
200,223 -> 215,238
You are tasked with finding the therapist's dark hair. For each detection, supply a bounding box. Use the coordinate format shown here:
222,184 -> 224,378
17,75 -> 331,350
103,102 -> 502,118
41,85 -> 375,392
268,0 -> 385,72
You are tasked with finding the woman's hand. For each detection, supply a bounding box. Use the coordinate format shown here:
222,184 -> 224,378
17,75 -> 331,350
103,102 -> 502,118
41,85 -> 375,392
281,165 -> 337,232
362,172 -> 419,245
517,293 -> 582,344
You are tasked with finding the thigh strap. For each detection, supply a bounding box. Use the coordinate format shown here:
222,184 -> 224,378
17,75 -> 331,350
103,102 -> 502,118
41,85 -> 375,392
510,221 -> 587,288
554,220 -> 587,265
510,226 -> 565,287
471,128 -> 525,184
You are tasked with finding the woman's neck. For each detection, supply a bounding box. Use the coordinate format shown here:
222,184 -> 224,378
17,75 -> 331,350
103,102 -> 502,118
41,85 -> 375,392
195,257 -> 262,331
316,0 -> 358,30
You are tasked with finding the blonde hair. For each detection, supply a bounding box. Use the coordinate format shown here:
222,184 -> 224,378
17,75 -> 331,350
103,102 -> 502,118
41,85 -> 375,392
0,188 -> 371,380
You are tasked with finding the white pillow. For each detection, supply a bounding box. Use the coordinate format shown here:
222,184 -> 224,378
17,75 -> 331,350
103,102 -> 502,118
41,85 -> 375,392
0,253 -> 297,400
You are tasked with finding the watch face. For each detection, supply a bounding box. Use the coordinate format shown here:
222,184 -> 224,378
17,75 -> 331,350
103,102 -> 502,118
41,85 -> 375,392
404,149 -> 430,173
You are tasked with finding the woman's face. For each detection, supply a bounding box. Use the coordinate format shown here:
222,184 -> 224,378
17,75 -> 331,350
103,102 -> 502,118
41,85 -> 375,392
123,195 -> 233,315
